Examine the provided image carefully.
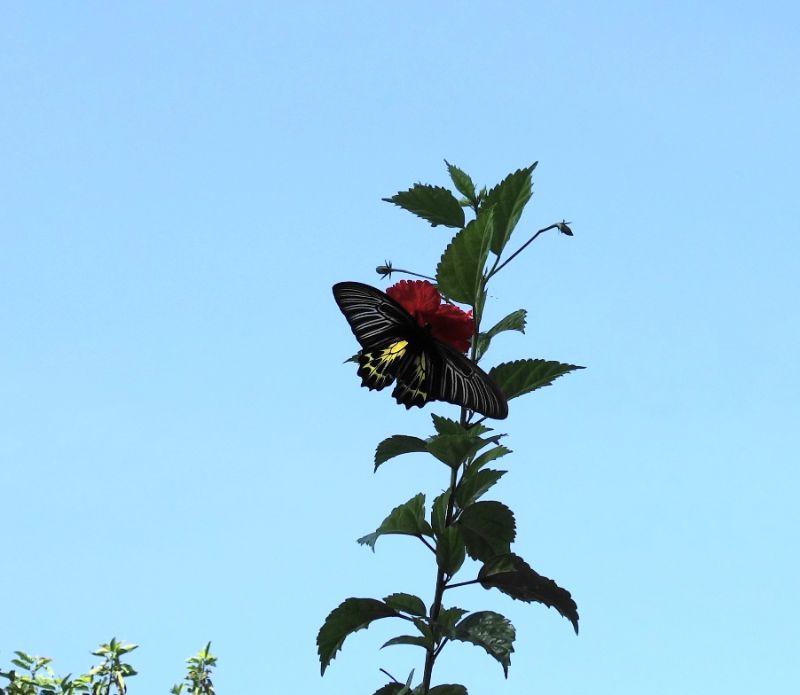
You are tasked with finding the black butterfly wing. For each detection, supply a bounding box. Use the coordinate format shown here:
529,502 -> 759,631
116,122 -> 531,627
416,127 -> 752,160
333,282 -> 420,392
391,347 -> 433,409
427,341 -> 509,420
332,282 -> 417,350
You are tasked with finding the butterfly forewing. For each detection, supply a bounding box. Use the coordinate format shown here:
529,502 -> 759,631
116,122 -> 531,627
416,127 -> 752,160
332,282 -> 416,350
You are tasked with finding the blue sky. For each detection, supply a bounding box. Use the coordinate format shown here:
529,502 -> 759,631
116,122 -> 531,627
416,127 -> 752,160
1,2 -> 798,693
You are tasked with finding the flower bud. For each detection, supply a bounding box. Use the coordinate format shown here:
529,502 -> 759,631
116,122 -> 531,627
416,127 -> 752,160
557,220 -> 573,236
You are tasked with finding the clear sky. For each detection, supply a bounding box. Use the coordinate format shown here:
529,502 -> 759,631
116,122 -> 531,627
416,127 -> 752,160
2,2 -> 798,693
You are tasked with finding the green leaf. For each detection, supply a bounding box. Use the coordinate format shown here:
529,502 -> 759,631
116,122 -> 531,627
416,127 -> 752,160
431,414 -> 466,435
435,209 -> 494,304
474,309 -> 527,361
427,434 -> 488,468
375,435 -> 429,471
453,611 -> 516,677
372,685 -> 408,695
383,593 -> 427,617
478,553 -> 579,634
458,501 -> 516,561
471,445 -> 511,470
429,686 -> 468,695
383,184 -> 465,228
445,160 -> 476,202
358,493 -> 433,550
436,526 -> 466,576
381,635 -> 431,650
431,490 -> 449,536
489,359 -> 584,401
481,163 -> 536,255
456,468 -> 506,508
435,607 -> 469,637
317,598 -> 398,675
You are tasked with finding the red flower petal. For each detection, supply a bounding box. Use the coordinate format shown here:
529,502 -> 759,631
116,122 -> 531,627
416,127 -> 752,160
387,280 -> 441,320
428,303 -> 474,353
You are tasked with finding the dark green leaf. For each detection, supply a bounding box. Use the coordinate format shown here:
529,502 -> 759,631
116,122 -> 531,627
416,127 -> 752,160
489,359 -> 584,401
458,501 -> 516,561
475,309 -> 527,361
435,607 -> 469,638
431,490 -> 449,536
429,686 -> 468,695
383,593 -> 427,617
453,611 -> 516,677
381,635 -> 431,650
317,598 -> 398,674
358,494 -> 433,550
471,445 -> 511,470
481,164 -> 536,255
431,414 -> 466,435
435,209 -> 494,304
372,685 -> 407,695
445,160 -> 476,202
427,434 -> 488,468
479,553 -> 579,634
375,435 -> 428,471
456,468 -> 506,508
436,526 -> 466,576
383,184 -> 465,228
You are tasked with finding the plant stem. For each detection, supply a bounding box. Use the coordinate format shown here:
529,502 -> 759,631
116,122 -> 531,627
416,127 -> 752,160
390,267 -> 437,281
486,223 -> 561,279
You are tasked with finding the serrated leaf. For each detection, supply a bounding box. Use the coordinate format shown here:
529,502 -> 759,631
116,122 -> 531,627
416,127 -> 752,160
375,435 -> 428,471
431,414 -> 466,435
381,635 -> 431,650
436,607 -> 469,636
458,501 -> 516,561
456,468 -> 506,508
453,611 -> 515,677
436,526 -> 466,576
435,209 -> 494,304
384,184 -> 465,228
478,553 -> 579,634
427,434 -> 489,468
489,359 -> 584,401
445,160 -> 476,202
474,309 -> 527,361
481,164 -> 536,255
372,684 -> 408,695
429,686 -> 468,695
384,593 -> 427,617
471,445 -> 511,470
358,493 -> 433,550
317,598 -> 398,674
431,490 -> 449,536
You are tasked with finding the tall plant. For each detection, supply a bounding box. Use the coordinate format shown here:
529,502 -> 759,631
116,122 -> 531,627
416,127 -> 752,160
318,162 -> 582,694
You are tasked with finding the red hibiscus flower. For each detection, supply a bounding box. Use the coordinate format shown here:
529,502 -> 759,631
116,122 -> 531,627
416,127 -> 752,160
386,280 -> 473,353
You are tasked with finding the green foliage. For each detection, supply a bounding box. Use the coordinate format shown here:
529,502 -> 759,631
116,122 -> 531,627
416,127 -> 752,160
383,184 -> 465,228
481,163 -> 537,255
474,309 -> 527,361
322,161 -> 582,693
375,435 -> 429,470
435,210 -> 493,304
478,554 -> 579,634
489,359 -> 584,400
1,642 -> 213,695
458,501 -> 516,561
317,598 -> 399,674
452,612 -> 516,677
358,494 -> 434,550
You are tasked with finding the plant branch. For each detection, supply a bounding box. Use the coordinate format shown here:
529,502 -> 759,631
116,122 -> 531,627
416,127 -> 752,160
417,535 -> 436,554
486,223 -> 562,279
379,668 -> 400,684
443,577 -> 482,591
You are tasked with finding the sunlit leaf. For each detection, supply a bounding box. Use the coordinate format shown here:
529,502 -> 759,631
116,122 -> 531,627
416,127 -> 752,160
383,593 -> 427,617
452,611 -> 515,677
474,309 -> 527,361
489,359 -> 584,401
445,160 -> 476,203
384,184 -> 465,228
435,209 -> 494,304
481,164 -> 536,255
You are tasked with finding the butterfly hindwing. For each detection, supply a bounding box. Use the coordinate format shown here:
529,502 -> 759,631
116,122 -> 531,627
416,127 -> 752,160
392,348 -> 432,409
332,282 -> 416,351
358,339 -> 411,391
428,341 -> 509,420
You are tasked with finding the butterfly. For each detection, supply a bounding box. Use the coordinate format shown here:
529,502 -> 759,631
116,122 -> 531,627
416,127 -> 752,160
332,281 -> 508,419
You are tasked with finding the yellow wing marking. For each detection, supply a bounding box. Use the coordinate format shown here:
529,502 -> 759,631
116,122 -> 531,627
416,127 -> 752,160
358,340 -> 409,390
